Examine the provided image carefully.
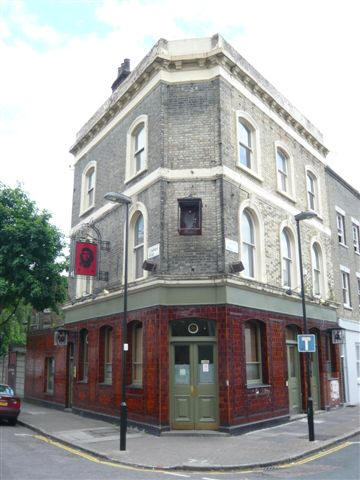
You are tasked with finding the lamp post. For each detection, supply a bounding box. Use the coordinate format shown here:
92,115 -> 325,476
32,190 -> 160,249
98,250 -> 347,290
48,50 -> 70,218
104,191 -> 132,451
295,210 -> 317,442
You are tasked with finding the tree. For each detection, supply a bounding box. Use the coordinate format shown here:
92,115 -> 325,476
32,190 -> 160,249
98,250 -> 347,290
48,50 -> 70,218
0,183 -> 67,329
0,302 -> 30,355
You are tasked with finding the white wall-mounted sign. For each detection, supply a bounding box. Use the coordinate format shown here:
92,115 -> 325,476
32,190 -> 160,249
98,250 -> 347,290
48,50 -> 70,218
330,379 -> 340,401
148,243 -> 160,259
225,238 -> 239,253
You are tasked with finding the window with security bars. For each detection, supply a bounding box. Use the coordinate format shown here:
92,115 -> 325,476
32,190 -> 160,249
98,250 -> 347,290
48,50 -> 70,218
178,198 -> 202,235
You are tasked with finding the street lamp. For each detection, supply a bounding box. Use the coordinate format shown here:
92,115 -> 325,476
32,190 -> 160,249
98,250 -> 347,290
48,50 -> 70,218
104,191 -> 132,451
295,210 -> 317,442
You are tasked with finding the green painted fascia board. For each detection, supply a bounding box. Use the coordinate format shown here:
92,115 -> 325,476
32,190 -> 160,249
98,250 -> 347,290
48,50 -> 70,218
64,284 -> 337,324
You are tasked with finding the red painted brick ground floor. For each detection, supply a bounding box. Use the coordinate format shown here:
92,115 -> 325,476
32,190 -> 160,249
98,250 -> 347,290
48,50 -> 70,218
25,304 -> 342,434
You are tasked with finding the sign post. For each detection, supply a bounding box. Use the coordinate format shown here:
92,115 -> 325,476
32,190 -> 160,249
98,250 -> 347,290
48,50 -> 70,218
297,334 -> 316,353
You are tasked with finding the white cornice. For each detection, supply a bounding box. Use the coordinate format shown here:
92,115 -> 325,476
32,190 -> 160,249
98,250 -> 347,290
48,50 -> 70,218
70,39 -> 328,162
70,166 -> 331,237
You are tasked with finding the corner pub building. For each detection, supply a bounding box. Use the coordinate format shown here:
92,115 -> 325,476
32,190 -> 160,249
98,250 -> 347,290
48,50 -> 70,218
25,35 -> 342,434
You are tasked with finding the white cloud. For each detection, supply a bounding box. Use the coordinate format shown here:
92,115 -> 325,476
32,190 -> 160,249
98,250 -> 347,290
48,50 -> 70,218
0,0 -> 359,240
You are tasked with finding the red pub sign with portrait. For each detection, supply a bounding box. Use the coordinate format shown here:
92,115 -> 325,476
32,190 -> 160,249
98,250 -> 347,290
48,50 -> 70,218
75,242 -> 97,276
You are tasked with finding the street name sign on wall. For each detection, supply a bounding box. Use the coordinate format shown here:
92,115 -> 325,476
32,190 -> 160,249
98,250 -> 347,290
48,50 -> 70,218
297,334 -> 316,353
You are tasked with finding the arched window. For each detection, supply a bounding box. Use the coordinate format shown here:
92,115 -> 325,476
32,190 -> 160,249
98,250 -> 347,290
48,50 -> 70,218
134,213 -> 144,279
80,162 -> 96,215
79,329 -> 89,382
245,321 -> 263,385
126,115 -> 148,182
99,326 -> 113,384
241,210 -> 255,278
236,113 -> 261,178
128,204 -> 148,282
281,229 -> 293,288
311,243 -> 323,297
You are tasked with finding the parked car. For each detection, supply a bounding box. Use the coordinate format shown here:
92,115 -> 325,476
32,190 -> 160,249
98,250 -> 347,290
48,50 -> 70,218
0,384 -> 21,425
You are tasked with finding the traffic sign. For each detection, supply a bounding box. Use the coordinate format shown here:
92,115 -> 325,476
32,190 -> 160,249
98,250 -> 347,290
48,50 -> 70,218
297,334 -> 316,352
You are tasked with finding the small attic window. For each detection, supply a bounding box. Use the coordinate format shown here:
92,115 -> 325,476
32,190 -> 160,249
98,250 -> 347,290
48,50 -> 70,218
178,198 -> 202,235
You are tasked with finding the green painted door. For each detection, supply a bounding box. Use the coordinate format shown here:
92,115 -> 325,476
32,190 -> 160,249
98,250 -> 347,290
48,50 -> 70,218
287,343 -> 302,414
171,343 -> 218,430
311,341 -> 321,411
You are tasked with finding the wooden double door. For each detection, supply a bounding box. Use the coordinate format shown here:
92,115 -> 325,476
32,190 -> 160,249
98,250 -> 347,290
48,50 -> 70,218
170,342 -> 218,430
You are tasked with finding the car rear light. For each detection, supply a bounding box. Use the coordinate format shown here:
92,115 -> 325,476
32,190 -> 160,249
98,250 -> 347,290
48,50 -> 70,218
9,398 -> 20,407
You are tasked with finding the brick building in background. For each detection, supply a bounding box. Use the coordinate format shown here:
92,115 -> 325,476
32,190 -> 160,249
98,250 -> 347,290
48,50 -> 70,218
325,167 -> 360,406
25,35 -> 344,433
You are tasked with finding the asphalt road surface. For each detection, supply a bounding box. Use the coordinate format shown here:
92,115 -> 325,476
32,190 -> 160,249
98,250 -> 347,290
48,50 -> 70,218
0,423 -> 359,480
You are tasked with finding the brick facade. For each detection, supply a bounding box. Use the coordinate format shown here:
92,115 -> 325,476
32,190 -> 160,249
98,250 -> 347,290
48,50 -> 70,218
26,305 -> 340,432
26,35 -> 344,432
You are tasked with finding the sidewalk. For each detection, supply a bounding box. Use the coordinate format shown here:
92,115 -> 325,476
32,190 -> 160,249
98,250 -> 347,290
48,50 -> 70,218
18,402 -> 360,471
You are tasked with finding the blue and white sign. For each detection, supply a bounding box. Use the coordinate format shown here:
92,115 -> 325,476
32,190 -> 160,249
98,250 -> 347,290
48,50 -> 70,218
297,334 -> 316,353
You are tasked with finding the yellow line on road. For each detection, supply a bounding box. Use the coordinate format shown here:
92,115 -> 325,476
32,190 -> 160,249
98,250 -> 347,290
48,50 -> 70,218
277,442 -> 352,468
33,434 -> 353,476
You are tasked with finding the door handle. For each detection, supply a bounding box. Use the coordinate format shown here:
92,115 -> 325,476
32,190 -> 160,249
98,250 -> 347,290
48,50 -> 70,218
191,385 -> 197,397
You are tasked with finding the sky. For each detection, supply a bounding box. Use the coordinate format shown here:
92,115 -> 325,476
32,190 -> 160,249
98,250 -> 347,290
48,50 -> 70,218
1,0 -> 359,240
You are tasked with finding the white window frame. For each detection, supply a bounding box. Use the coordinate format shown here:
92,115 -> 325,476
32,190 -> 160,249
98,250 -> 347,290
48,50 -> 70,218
236,111 -> 262,181
336,207 -> 347,246
275,142 -> 295,201
356,273 -> 360,309
239,201 -> 266,283
127,202 -> 148,282
356,343 -> 360,381
103,326 -> 113,385
311,241 -> 325,298
340,265 -> 352,309
351,218 -> 360,254
245,321 -> 263,385
280,227 -> 297,289
80,161 -> 97,216
131,322 -> 143,387
305,167 -> 319,213
125,115 -> 148,183
75,275 -> 93,298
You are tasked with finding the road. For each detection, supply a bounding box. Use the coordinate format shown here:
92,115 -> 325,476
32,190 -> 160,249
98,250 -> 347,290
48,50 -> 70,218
0,423 -> 359,480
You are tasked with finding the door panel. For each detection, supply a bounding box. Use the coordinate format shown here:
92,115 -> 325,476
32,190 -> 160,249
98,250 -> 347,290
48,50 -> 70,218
311,348 -> 320,411
173,344 -> 193,425
171,343 -> 217,429
287,344 -> 302,414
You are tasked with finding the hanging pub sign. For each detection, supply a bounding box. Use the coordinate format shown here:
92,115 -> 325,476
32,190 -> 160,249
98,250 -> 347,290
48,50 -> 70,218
75,241 -> 97,276
331,329 -> 345,344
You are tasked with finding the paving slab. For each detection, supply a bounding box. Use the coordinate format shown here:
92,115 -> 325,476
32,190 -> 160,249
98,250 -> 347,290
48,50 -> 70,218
18,402 -> 360,471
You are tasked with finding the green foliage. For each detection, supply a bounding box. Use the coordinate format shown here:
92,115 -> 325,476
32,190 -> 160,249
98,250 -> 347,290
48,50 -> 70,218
0,303 -> 30,355
0,183 -> 67,315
